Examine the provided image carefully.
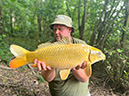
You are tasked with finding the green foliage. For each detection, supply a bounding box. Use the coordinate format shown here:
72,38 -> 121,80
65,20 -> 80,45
117,49 -> 123,53
104,47 -> 129,91
37,75 -> 46,83
0,35 -> 13,64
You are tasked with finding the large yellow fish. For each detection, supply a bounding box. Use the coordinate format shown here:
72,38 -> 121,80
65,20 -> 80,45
9,37 -> 106,80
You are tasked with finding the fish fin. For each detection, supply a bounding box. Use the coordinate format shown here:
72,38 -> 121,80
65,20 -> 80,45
37,42 -> 52,49
37,37 -> 72,49
54,37 -> 72,45
60,69 -> 71,80
61,37 -> 72,44
84,63 -> 92,77
10,44 -> 30,68
9,57 -> 27,69
32,63 -> 37,67
10,44 -> 29,57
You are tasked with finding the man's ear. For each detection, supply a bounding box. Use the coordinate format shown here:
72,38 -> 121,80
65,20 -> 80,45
68,27 -> 72,33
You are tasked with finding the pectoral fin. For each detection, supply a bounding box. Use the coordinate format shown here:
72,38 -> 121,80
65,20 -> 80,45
60,69 -> 71,80
32,63 -> 37,67
84,63 -> 92,77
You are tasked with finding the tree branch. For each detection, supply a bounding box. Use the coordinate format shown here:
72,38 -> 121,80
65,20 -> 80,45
90,0 -> 108,45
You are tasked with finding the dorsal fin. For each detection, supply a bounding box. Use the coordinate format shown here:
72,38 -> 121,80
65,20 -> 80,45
54,37 -> 72,45
37,42 -> 53,49
37,37 -> 72,49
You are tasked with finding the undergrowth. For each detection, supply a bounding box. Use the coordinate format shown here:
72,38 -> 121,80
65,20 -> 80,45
0,35 -> 39,65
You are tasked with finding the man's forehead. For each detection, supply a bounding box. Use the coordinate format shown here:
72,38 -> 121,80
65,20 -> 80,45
53,24 -> 66,28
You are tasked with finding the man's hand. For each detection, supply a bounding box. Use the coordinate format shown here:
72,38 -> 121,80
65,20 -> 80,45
34,59 -> 56,82
34,59 -> 54,71
72,61 -> 88,82
72,61 -> 87,70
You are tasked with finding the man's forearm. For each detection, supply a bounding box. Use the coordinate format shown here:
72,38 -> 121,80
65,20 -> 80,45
42,69 -> 56,82
72,69 -> 89,82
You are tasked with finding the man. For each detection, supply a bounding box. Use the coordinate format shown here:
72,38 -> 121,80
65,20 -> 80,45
34,15 -> 90,96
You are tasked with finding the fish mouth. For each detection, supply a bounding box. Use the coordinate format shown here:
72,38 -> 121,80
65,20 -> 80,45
91,59 -> 102,65
88,50 -> 106,64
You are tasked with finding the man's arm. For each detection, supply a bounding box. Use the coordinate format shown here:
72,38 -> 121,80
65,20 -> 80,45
72,61 -> 89,82
34,59 -> 56,82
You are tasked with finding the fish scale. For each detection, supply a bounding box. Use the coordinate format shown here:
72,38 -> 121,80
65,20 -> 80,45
29,44 -> 85,69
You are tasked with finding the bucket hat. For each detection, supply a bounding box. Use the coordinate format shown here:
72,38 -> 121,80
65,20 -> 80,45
50,15 -> 74,32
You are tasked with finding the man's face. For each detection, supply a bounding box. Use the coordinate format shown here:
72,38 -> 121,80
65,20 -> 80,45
53,24 -> 72,41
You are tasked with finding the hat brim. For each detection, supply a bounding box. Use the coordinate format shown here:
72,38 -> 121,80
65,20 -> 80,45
50,22 -> 74,32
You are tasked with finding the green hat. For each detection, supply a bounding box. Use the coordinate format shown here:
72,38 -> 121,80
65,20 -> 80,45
50,15 -> 74,32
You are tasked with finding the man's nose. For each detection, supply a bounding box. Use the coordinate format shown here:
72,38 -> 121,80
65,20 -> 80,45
55,29 -> 60,34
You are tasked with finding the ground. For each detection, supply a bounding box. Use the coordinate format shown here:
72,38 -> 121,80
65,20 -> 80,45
0,62 -> 128,96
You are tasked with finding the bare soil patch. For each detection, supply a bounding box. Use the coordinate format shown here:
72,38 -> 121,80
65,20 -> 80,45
0,62 -> 128,96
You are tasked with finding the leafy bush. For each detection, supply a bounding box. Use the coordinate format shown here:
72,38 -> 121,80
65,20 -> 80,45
104,47 -> 129,92
0,35 -> 13,65
0,34 -> 41,65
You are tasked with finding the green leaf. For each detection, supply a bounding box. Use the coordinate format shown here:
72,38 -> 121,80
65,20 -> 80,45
10,0 -> 16,3
0,35 -> 2,41
37,75 -> 46,83
122,28 -> 126,32
124,70 -> 127,75
2,34 -> 6,37
117,49 -> 123,53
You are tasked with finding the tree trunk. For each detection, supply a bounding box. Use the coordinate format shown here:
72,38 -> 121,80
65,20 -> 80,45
33,0 -> 39,40
100,20 -> 123,48
78,0 -> 81,30
78,0 -> 87,40
121,0 -> 129,49
90,0 -> 108,45
66,1 -> 71,18
10,10 -> 13,36
90,0 -> 123,47
37,15 -> 42,37
0,4 -> 2,35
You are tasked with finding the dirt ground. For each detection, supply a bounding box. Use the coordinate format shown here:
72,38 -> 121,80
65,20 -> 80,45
0,62 -> 128,96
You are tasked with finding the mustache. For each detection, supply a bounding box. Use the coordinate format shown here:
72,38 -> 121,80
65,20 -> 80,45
55,34 -> 62,38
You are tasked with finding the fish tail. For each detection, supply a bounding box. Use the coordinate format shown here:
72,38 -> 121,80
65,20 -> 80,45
9,57 -> 27,68
9,44 -> 30,69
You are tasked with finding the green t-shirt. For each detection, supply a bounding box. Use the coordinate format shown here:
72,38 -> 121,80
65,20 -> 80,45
48,37 -> 89,96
